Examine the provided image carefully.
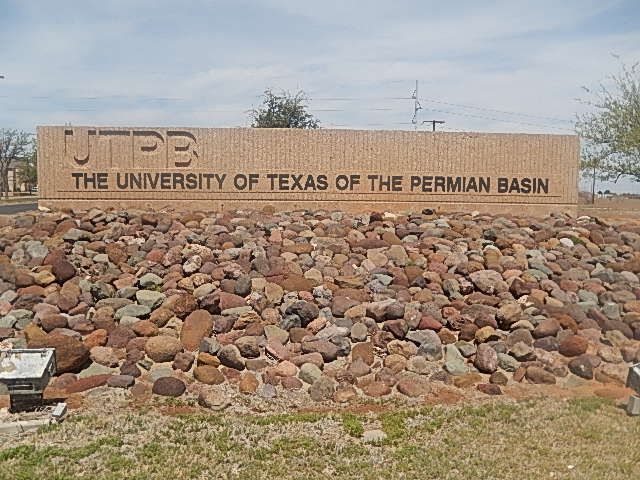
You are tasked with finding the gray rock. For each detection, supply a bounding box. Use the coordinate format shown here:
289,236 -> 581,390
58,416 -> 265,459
115,303 -> 151,320
135,290 -> 166,309
139,273 -> 163,288
308,376 -> 335,401
299,363 -> 323,384
443,345 -> 468,375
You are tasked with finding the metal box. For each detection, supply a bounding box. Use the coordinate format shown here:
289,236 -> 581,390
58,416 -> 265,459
627,363 -> 640,395
0,348 -> 56,412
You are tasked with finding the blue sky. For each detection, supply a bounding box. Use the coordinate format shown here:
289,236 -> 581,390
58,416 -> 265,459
1,0 -> 639,191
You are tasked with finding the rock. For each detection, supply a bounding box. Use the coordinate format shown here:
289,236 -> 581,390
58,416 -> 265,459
239,371 -> 259,394
568,355 -> 594,379
469,270 -> 506,294
361,380 -> 392,397
235,336 -> 261,358
264,324 -> 289,344
558,335 -> 588,357
145,335 -> 183,362
90,346 -> 120,367
135,290 -> 166,309
299,363 -> 323,384
533,318 -> 560,338
286,300 -> 319,326
301,338 -> 339,362
107,375 -> 135,388
351,342 -> 374,365
396,375 -> 430,397
180,309 -> 213,351
28,333 -> 89,373
525,366 -> 556,384
194,365 -> 225,384
139,273 -> 163,288
198,388 -> 230,410
474,344 -> 498,373
217,344 -> 245,370
443,345 -> 468,375
477,383 -> 502,395
308,376 -> 335,401
172,351 -> 195,371
152,377 -> 186,397
51,258 -> 76,283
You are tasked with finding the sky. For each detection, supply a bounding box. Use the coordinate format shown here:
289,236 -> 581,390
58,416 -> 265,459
1,0 -> 639,192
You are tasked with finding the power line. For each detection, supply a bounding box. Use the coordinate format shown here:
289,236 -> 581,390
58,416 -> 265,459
420,97 -> 573,123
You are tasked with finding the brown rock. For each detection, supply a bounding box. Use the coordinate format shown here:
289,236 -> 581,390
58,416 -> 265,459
239,371 -> 259,394
477,383 -> 502,395
525,366 -> 556,384
163,293 -> 197,318
351,342 -> 374,365
28,333 -> 89,373
51,258 -> 76,283
474,344 -> 498,373
396,376 -> 430,397
152,377 -> 186,397
194,365 -> 225,385
132,320 -> 159,337
40,314 -> 68,332
281,376 -> 303,390
180,309 -> 214,351
361,380 -> 392,397
145,335 -> 183,362
172,351 -> 195,371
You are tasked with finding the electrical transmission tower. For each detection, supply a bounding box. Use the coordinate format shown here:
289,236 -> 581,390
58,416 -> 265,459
423,120 -> 445,132
411,80 -> 422,130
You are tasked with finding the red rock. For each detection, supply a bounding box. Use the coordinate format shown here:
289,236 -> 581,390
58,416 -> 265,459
418,314 -> 443,331
51,258 -> 76,283
477,383 -> 502,395
218,292 -> 246,310
65,374 -> 111,393
558,335 -> 588,357
106,326 -> 136,349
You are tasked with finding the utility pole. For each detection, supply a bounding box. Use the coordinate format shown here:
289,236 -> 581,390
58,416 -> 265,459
411,80 -> 422,130
423,120 -> 445,132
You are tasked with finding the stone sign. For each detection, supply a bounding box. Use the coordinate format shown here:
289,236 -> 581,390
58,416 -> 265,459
37,126 -> 579,214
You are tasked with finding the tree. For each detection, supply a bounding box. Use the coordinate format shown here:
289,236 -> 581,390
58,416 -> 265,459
250,89 -> 320,129
0,129 -> 31,198
17,138 -> 37,194
576,61 -> 640,200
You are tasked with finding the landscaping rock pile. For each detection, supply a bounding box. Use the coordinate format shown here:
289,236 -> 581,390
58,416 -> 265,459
0,208 -> 639,404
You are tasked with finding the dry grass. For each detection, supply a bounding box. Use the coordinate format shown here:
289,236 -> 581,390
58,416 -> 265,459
0,396 -> 638,480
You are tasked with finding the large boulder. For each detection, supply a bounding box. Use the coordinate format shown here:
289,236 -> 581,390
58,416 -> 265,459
28,333 -> 89,373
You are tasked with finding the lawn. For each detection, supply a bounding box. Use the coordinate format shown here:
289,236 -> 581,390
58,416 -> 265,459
0,396 -> 638,480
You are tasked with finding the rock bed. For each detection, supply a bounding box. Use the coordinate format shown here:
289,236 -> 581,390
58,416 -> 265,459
0,208 -> 639,407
